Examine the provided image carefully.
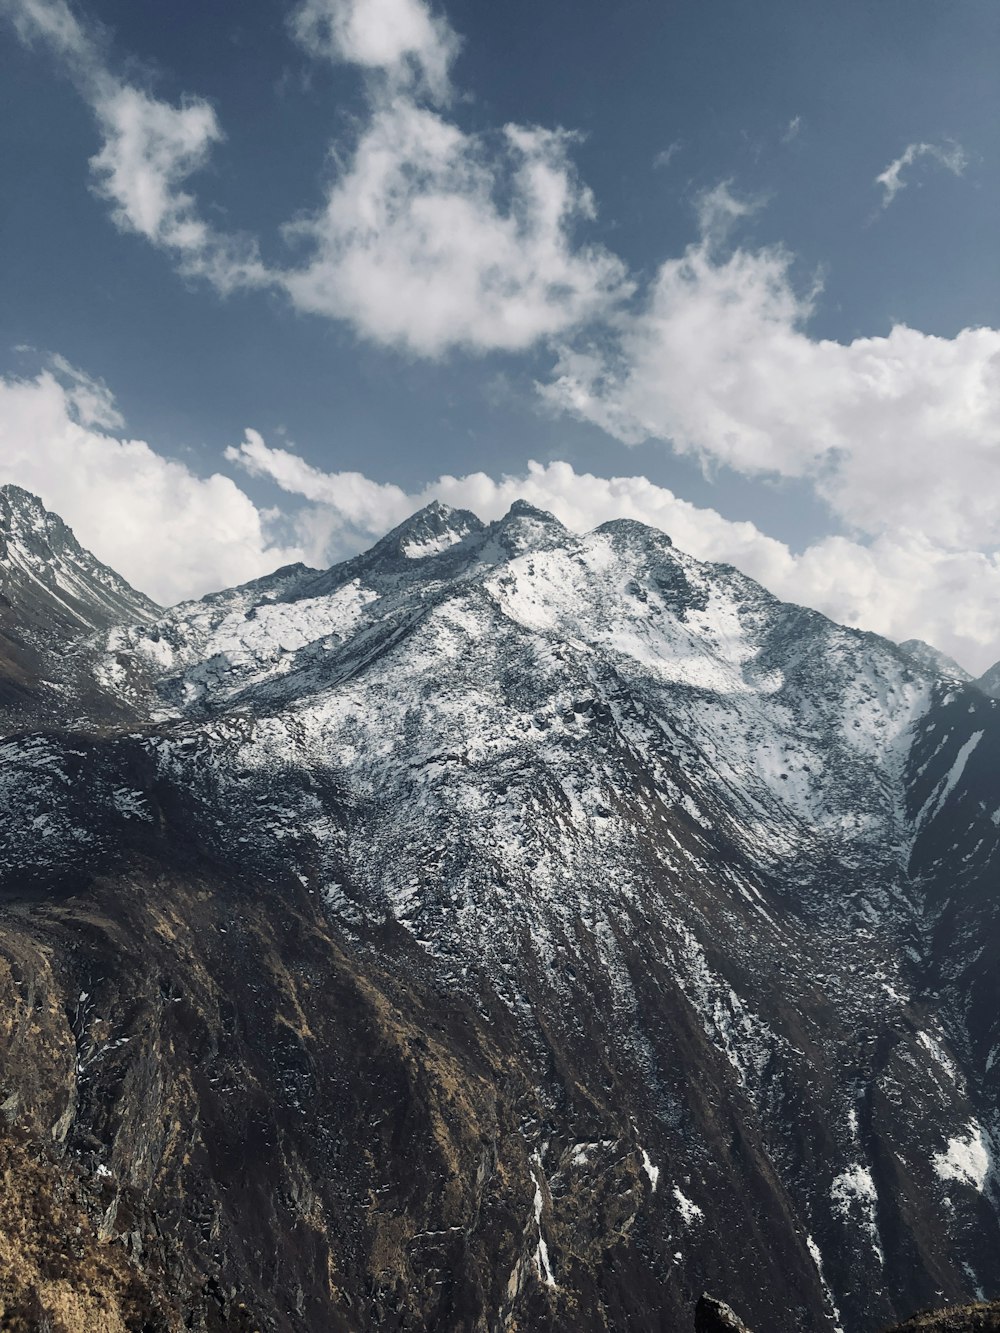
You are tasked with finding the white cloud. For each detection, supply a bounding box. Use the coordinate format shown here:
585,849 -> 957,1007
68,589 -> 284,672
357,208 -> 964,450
782,115 -> 802,144
48,354 -> 123,430
89,84 -> 264,289
653,141 -> 682,170
289,0 -> 459,103
544,230 -> 1000,552
875,140 -> 968,209
2,0 -> 94,68
0,370 -> 303,605
228,433 -> 1000,673
229,428 -> 414,536
282,98 -> 630,355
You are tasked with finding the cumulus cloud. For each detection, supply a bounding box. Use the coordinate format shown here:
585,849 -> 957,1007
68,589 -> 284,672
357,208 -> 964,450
289,0 -> 459,102
544,225 -> 1000,552
282,0 -> 628,354
227,432 -> 1000,673
0,369 -> 303,605
875,140 -> 968,209
282,101 -> 630,355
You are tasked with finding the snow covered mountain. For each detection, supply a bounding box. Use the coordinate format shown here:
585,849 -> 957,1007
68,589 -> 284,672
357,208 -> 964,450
1,491 -> 998,1333
0,483 -> 159,728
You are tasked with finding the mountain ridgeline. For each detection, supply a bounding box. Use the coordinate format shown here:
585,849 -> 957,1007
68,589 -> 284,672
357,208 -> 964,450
1,482 -> 999,1333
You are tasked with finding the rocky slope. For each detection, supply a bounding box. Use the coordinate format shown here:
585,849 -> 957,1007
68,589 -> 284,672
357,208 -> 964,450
0,490 -> 998,1332
0,484 -> 159,729
897,640 -> 972,684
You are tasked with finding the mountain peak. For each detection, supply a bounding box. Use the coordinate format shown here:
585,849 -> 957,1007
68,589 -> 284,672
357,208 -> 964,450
374,500 -> 485,562
898,638 -> 973,683
1,482 -> 42,508
1,483 -> 78,553
976,658 -> 1000,699
503,498 -> 562,524
0,483 -> 158,636
487,498 -> 570,556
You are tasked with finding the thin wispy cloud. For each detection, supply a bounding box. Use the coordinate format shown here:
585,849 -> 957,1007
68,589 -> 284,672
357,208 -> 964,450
781,115 -> 802,144
652,140 -> 682,170
875,139 -> 968,209
694,180 -> 764,245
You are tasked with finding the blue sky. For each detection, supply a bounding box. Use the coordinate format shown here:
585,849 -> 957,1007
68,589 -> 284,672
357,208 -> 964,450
1,0 -> 998,668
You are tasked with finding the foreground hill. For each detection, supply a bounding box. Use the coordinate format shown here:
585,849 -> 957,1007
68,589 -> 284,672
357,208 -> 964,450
0,486 -> 998,1331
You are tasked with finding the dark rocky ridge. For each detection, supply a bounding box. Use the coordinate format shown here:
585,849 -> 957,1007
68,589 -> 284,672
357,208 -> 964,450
0,490 -> 999,1331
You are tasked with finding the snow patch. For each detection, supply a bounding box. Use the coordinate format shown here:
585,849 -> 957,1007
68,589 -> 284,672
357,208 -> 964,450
933,1122 -> 994,1193
806,1234 -> 845,1333
640,1148 -> 659,1192
530,1161 -> 557,1288
672,1185 -> 702,1225
831,1164 -> 883,1263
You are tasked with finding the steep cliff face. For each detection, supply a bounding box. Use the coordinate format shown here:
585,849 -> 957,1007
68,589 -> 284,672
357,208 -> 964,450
1,491 -> 998,1332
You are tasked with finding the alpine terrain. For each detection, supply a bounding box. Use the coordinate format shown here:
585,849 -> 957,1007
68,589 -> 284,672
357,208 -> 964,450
1,481 -> 999,1333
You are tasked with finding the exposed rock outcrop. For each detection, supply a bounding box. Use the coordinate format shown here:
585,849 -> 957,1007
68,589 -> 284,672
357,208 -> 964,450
695,1293 -> 753,1331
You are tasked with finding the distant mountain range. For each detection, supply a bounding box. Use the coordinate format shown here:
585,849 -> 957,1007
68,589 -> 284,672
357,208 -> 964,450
1,481 -> 998,1333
